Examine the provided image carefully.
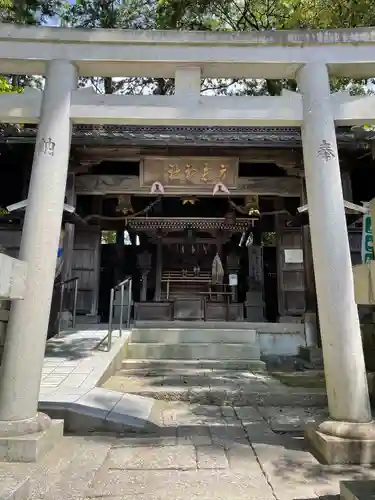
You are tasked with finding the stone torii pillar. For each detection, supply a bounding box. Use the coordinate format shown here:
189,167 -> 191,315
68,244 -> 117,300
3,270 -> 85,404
0,60 -> 76,461
297,62 -> 375,464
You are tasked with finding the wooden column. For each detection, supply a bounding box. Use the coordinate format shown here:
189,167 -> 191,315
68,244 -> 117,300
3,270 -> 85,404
246,239 -> 264,321
341,168 -> 353,201
140,272 -> 148,301
91,197 -> 102,317
301,178 -> 319,346
155,238 -> 162,301
61,173 -> 76,281
275,197 -> 306,320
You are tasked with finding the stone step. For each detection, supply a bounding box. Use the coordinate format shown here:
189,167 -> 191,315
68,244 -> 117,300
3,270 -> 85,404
127,342 -> 261,361
117,366 -> 268,377
122,359 -> 266,371
340,480 -> 375,500
134,320 -> 263,330
75,314 -> 100,325
134,320 -> 305,334
115,368 -> 271,387
131,328 -> 257,344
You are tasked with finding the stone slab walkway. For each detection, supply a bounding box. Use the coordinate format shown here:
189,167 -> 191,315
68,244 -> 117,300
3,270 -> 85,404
40,325 -> 129,403
103,365 -> 329,407
1,402 -> 374,500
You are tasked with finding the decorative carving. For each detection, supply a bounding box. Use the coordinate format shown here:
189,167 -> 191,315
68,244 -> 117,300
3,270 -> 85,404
185,163 -> 197,180
219,164 -> 228,181
317,140 -> 336,162
126,217 -> 255,232
167,164 -> 180,180
3,125 -> 357,151
40,137 -> 55,156
201,163 -> 213,183
181,197 -> 198,205
75,175 -> 139,194
75,174 -> 302,196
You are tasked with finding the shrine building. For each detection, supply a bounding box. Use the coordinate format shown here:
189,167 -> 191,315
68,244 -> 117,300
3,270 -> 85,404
0,123 -> 372,349
1,25 -> 375,454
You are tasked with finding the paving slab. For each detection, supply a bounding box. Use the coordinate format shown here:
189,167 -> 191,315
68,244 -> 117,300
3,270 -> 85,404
257,406 -> 329,432
107,444 -> 197,470
0,435 -> 109,500
196,445 -> 229,469
0,476 -> 29,500
103,364 -> 328,407
40,325 -> 130,401
1,404 -> 375,500
88,469 -> 275,499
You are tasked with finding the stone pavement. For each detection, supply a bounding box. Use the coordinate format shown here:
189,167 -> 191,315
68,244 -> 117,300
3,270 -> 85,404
37,325 -> 160,434
39,324 -> 130,403
103,365 -> 328,407
2,402 -> 374,500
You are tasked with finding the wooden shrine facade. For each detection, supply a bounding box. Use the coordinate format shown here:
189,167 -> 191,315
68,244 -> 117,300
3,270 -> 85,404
0,124 -> 370,324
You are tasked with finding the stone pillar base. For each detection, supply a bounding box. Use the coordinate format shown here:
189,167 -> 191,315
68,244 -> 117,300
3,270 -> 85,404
305,420 -> 375,464
0,414 -> 63,462
340,480 -> 375,500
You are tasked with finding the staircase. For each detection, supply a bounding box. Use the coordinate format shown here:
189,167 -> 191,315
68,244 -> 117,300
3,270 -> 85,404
108,326 -> 266,404
103,324 -> 331,406
125,327 -> 265,371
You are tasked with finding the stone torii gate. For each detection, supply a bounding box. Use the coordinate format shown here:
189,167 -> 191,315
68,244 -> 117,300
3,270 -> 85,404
0,24 -> 375,463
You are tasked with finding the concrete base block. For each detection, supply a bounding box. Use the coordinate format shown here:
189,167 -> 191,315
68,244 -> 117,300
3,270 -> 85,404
340,480 -> 375,500
0,419 -> 63,462
305,422 -> 375,464
39,388 -> 159,435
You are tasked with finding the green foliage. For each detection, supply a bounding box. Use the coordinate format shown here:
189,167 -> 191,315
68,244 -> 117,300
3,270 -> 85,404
61,0 -> 159,94
0,0 -> 62,24
0,0 -> 62,92
155,0 -> 374,96
3,0 -> 375,98
0,76 -> 20,93
61,0 -> 156,29
101,230 -> 117,244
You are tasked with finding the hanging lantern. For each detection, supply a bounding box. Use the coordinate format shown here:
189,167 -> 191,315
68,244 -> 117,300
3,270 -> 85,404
116,195 -> 134,215
245,195 -> 260,217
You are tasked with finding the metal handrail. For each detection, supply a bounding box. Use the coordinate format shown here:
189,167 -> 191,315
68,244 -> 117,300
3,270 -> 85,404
98,277 -> 132,351
55,276 -> 79,336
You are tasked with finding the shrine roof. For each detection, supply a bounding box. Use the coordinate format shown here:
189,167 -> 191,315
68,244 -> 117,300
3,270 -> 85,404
0,124 -> 366,149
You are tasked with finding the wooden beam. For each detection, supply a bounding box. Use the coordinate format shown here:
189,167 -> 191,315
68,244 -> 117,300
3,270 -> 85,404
72,146 -> 299,169
75,174 -> 302,197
